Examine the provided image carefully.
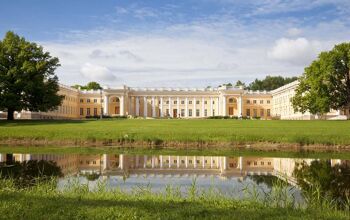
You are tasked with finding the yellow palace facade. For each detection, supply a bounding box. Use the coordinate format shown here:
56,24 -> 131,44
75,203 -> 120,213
8,81 -> 350,120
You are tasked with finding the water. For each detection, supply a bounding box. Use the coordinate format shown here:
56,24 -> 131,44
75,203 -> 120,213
1,152 -> 349,205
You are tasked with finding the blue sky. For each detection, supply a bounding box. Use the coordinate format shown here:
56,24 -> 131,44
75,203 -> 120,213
1,0 -> 350,87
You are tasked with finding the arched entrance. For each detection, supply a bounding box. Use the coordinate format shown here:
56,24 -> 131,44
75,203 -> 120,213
109,96 -> 120,115
227,97 -> 238,116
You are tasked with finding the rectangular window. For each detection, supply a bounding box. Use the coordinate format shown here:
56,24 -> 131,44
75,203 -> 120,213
166,101 -> 169,104
204,101 -> 207,104
94,99 -> 97,103
246,100 -> 250,104
212,109 -> 215,116
181,101 -> 185,105
267,109 -> 271,116
94,108 -> 97,116
87,99 -> 90,103
166,109 -> 169,116
196,100 -> 200,105
246,109 -> 250,116
87,108 -> 90,116
101,99 -> 104,103
181,109 -> 185,117
80,99 -> 84,103
260,100 -> 263,104
189,101 -> 192,104
253,109 -> 257,117
267,100 -> 270,104
212,101 -> 215,104
253,100 -> 257,104
189,109 -> 192,117
80,108 -> 84,116
174,101 -> 177,104
204,109 -> 207,116
196,109 -> 200,117
101,108 -> 104,115
260,109 -> 264,116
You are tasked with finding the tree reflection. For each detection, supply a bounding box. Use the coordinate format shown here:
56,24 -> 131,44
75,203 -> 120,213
293,160 -> 350,205
0,160 -> 63,188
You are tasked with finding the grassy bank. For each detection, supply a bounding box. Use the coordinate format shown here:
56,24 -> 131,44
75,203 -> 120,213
0,179 -> 349,220
0,119 -> 350,148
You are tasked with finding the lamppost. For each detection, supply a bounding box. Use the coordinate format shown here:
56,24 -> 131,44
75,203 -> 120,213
100,89 -> 103,120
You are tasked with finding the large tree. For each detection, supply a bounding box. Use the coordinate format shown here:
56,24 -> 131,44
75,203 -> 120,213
292,43 -> 350,115
0,31 -> 63,120
248,75 -> 298,91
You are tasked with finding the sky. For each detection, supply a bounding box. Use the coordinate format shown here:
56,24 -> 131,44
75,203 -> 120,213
1,0 -> 350,87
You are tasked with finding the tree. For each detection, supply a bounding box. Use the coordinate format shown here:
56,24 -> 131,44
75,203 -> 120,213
0,31 -> 63,120
292,43 -> 350,115
247,75 -> 298,91
235,80 -> 246,88
71,81 -> 102,90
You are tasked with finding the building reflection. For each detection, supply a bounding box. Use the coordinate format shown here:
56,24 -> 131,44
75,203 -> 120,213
0,153 -> 348,183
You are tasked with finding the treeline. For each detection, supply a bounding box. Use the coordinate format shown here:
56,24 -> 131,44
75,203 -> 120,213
221,75 -> 298,91
71,81 -> 102,90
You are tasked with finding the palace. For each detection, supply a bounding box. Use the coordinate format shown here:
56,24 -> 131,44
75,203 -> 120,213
3,81 -> 350,120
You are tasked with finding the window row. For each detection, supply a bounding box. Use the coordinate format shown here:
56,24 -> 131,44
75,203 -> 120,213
246,109 -> 271,117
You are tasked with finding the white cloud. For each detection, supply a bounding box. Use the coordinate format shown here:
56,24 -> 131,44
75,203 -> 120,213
267,38 -> 322,65
80,63 -> 116,82
287,28 -> 302,37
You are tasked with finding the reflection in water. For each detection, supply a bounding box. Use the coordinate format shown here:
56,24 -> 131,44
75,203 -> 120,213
0,153 -> 349,204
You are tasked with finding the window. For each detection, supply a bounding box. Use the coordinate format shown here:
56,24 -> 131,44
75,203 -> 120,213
212,101 -> 215,104
87,99 -> 90,103
80,99 -> 83,103
189,160 -> 192,164
189,101 -> 192,104
181,100 -> 185,104
174,100 -> 177,104
246,109 -> 250,116
253,109 -> 257,117
174,160 -> 177,163
267,100 -> 270,104
196,100 -> 200,104
166,109 -> 169,116
101,108 -> 104,115
196,160 -> 200,164
94,99 -> 97,103
246,100 -> 250,104
93,161 -> 96,165
181,109 -> 185,117
229,98 -> 234,103
189,109 -> 193,117
80,108 -> 84,116
205,160 -> 208,164
247,161 -> 251,166
267,109 -> 271,117
204,101 -> 207,104
260,109 -> 264,116
94,108 -> 97,116
212,109 -> 215,116
204,109 -> 207,116
253,100 -> 257,104
260,100 -> 263,104
101,99 -> 104,103
196,109 -> 200,117
254,162 -> 257,166
261,162 -> 264,165
166,101 -> 169,104
181,160 -> 185,164
268,162 -> 271,165
87,108 -> 91,116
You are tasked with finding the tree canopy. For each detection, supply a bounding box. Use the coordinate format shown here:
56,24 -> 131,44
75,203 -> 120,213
247,76 -> 298,91
71,81 -> 102,90
292,43 -> 350,115
0,31 -> 63,120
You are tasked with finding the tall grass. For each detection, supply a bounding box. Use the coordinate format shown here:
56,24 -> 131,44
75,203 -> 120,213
0,177 -> 349,219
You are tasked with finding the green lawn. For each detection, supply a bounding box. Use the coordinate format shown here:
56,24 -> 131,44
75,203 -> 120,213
0,119 -> 350,146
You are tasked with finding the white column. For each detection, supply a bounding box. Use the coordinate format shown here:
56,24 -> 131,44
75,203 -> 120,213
177,97 -> 180,117
210,97 -> 213,116
103,154 -> 108,170
202,97 -> 205,117
216,156 -> 219,168
185,156 -> 188,168
104,95 -> 109,115
185,97 -> 188,117
193,156 -> 197,168
160,155 -> 163,168
0,154 -> 4,162
222,96 -> 226,116
120,96 -> 124,116
193,97 -> 196,118
152,96 -> 156,117
238,156 -> 243,171
217,97 -> 220,116
136,97 -> 140,116
202,156 -> 205,168
168,97 -> 172,117
168,156 -> 171,168
151,156 -> 155,168
143,96 -> 147,117
143,155 -> 147,168
160,97 -> 164,117
210,156 -> 213,168
238,95 -> 242,117
177,156 -> 180,168
119,155 -> 124,169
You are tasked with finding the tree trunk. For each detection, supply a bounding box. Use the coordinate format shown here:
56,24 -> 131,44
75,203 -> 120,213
7,108 -> 14,120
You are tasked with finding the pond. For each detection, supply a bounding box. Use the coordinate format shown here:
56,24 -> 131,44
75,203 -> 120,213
1,151 -> 349,207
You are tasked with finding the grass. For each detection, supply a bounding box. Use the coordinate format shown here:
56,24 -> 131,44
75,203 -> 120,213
0,119 -> 350,147
0,178 -> 348,220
